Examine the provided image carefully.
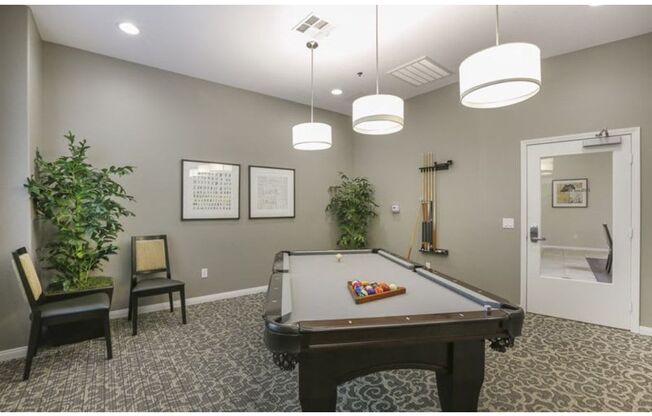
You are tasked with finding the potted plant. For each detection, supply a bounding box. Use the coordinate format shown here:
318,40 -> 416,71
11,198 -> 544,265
326,173 -> 378,249
25,131 -> 135,292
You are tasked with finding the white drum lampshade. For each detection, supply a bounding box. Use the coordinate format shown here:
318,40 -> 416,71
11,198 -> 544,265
292,122 -> 332,150
352,94 -> 404,135
459,42 -> 541,109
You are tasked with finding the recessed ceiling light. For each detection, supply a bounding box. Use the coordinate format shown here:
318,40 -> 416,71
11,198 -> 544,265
331,88 -> 343,96
589,3 -> 603,6
118,22 -> 140,35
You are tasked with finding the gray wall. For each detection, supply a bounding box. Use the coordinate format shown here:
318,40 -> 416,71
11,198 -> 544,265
34,42 -> 353,342
353,33 -> 652,326
28,7 -> 42,256
2,13 -> 650,352
0,6 -> 41,351
541,153 -> 612,249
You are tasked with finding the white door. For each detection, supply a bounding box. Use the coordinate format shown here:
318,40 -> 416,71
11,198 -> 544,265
525,134 -> 632,329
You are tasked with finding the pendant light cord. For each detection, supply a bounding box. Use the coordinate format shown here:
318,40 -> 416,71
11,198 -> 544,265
310,46 -> 314,122
375,4 -> 379,95
495,5 -> 500,46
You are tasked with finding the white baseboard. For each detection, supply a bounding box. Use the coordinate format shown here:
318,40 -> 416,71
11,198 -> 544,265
0,285 -> 267,362
637,326 -> 652,336
0,346 -> 28,362
109,285 -> 267,318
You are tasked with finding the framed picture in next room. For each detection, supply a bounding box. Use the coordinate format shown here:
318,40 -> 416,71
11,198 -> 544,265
249,165 -> 295,219
181,159 -> 240,220
552,178 -> 588,208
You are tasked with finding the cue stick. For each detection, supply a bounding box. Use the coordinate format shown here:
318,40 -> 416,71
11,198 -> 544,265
421,152 -> 428,250
407,192 -> 421,260
432,153 -> 437,250
426,152 -> 432,251
424,152 -> 428,251
420,153 -> 428,251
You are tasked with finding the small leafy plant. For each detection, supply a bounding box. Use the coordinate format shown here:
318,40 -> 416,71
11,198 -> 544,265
25,131 -> 135,291
326,173 -> 378,249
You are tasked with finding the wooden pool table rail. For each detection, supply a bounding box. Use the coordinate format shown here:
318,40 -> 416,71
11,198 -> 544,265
263,248 -> 524,412
265,248 -> 522,345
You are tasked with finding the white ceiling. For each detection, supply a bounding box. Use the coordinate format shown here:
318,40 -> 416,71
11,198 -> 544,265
31,5 -> 652,115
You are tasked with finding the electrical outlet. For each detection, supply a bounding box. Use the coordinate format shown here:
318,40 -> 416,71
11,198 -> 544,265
502,218 -> 515,229
201,268 -> 208,279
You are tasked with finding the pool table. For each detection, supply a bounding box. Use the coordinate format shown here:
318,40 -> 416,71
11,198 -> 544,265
263,249 -> 524,411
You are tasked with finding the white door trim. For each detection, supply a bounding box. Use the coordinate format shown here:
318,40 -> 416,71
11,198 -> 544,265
520,127 -> 641,333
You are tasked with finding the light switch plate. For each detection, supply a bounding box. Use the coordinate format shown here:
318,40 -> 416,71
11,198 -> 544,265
201,268 -> 208,279
502,218 -> 515,229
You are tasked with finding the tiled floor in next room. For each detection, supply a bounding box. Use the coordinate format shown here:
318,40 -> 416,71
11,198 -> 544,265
541,247 -> 609,283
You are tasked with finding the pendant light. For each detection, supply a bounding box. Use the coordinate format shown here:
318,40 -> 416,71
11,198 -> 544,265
292,41 -> 332,151
459,5 -> 541,109
352,5 -> 404,135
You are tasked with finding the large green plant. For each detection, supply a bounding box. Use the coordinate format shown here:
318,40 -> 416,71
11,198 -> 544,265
326,173 -> 378,249
25,132 -> 135,291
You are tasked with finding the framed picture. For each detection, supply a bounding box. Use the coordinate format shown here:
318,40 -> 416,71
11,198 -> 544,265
552,178 -> 588,208
249,165 -> 295,219
181,159 -> 240,220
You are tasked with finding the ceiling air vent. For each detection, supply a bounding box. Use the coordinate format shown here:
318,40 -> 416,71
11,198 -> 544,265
388,56 -> 451,87
293,13 -> 334,39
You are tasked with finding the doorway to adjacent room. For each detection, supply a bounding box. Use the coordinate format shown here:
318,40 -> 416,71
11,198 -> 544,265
520,128 -> 640,331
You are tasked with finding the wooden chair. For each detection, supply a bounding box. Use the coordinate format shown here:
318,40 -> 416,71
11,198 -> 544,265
129,235 -> 186,335
602,224 -> 613,274
11,247 -> 112,381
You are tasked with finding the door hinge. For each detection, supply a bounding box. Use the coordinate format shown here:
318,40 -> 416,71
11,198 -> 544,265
630,153 -> 634,165
629,228 -> 634,240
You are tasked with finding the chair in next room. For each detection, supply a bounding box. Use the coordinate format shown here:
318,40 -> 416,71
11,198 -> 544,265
129,235 -> 187,336
602,224 -> 613,274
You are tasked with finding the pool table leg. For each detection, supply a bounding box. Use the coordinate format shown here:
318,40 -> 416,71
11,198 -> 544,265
298,355 -> 337,411
435,340 -> 485,411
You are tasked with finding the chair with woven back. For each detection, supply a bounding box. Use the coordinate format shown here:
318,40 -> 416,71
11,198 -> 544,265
129,235 -> 187,336
11,247 -> 112,380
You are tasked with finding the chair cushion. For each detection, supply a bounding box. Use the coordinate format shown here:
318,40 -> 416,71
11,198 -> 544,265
39,293 -> 110,318
132,278 -> 184,293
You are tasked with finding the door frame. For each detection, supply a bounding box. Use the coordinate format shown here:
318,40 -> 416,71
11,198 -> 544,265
520,127 -> 641,333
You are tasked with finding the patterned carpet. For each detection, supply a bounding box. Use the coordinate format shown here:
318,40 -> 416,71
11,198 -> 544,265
0,293 -> 650,412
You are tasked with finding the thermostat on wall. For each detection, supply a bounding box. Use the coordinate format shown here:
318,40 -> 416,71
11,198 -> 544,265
391,203 -> 400,213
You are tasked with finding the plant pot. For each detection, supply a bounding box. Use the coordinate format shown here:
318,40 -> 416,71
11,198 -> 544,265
45,276 -> 114,299
42,277 -> 114,346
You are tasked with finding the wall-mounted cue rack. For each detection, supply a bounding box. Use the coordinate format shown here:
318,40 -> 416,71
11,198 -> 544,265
408,152 -> 453,259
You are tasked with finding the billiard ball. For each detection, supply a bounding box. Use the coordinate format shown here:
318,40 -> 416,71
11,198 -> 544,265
367,288 -> 376,295
335,253 -> 343,262
389,283 -> 397,291
361,280 -> 369,286
375,287 -> 383,294
365,285 -> 373,292
352,280 -> 361,288
359,289 -> 368,296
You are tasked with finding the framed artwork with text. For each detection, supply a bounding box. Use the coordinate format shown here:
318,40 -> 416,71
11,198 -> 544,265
181,159 -> 240,220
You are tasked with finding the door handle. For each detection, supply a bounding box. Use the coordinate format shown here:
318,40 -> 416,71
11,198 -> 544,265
530,225 -> 547,243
